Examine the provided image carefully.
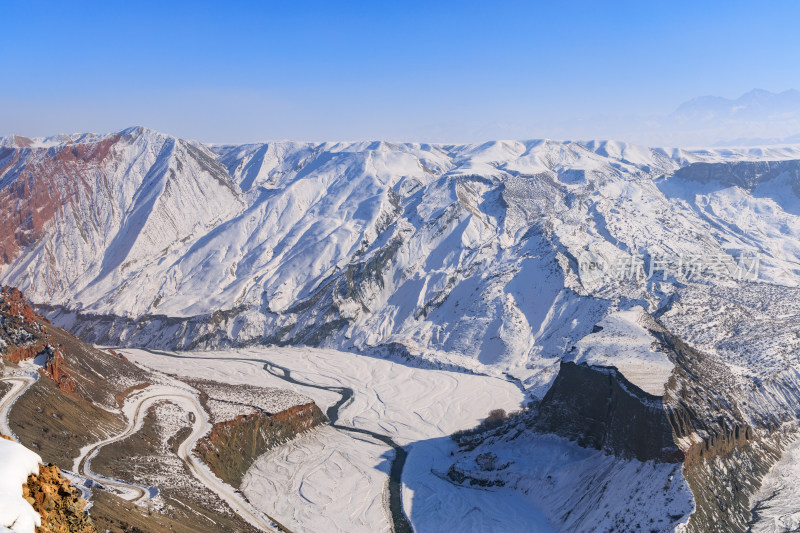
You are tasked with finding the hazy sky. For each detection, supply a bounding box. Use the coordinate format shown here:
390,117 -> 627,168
2,0 -> 800,144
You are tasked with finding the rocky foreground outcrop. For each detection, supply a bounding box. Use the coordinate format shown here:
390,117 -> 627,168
0,434 -> 95,533
23,464 -> 95,533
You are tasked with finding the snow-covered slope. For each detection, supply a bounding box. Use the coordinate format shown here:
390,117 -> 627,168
0,127 -> 243,316
3,129 -> 800,388
0,438 -> 42,533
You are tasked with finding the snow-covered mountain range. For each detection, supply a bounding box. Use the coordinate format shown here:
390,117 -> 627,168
5,126 -> 800,531
3,127 -> 800,389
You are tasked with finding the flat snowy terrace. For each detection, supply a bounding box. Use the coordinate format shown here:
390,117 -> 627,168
123,346 -> 537,532
568,307 -> 674,396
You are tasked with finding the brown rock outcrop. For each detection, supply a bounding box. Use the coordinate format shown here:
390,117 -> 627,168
23,463 -> 96,533
6,342 -> 47,364
0,286 -> 44,323
196,402 -> 327,487
43,347 -> 76,394
1,286 -> 76,394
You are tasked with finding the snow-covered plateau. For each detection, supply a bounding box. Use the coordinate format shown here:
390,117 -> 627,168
3,127 -> 800,531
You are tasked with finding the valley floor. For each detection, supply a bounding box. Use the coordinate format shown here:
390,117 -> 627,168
123,346 -> 535,532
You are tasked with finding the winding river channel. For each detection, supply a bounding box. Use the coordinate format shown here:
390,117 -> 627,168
150,349 -> 413,533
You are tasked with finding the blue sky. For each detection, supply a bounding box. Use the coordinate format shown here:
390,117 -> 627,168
2,1 -> 800,143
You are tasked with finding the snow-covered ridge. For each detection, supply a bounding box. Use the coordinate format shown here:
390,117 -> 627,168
567,307 -> 673,395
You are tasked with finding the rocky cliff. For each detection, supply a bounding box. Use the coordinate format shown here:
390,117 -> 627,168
533,315 -> 800,532
533,361 -> 681,462
650,319 -> 796,533
448,312 -> 800,532
0,433 -> 95,533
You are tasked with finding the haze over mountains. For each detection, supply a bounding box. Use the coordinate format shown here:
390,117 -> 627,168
4,89 -> 800,148
535,89 -> 800,148
673,89 -> 800,146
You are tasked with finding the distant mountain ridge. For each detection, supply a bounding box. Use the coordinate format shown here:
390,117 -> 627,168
663,88 -> 800,146
673,88 -> 800,121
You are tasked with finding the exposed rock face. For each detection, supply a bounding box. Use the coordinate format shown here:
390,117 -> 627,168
0,286 -> 41,323
42,347 -> 75,394
196,402 -> 327,487
649,320 -> 794,533
0,128 -> 243,311
23,463 -> 96,533
0,134 -> 121,266
1,286 -> 75,393
1,286 -> 49,363
0,433 -> 95,533
534,361 -> 681,462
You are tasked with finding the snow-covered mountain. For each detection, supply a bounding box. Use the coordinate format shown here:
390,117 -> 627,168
3,127 -> 800,387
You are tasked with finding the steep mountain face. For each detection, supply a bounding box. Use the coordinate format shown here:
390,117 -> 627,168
532,361 -> 680,463
447,312 -> 799,532
0,128 -> 242,316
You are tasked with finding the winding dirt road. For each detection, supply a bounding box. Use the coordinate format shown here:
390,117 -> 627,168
0,375 -> 36,439
0,367 -> 281,531
3,352 -> 413,533
74,387 -> 279,532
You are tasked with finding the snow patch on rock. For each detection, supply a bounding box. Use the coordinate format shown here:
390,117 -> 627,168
0,439 -> 41,533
